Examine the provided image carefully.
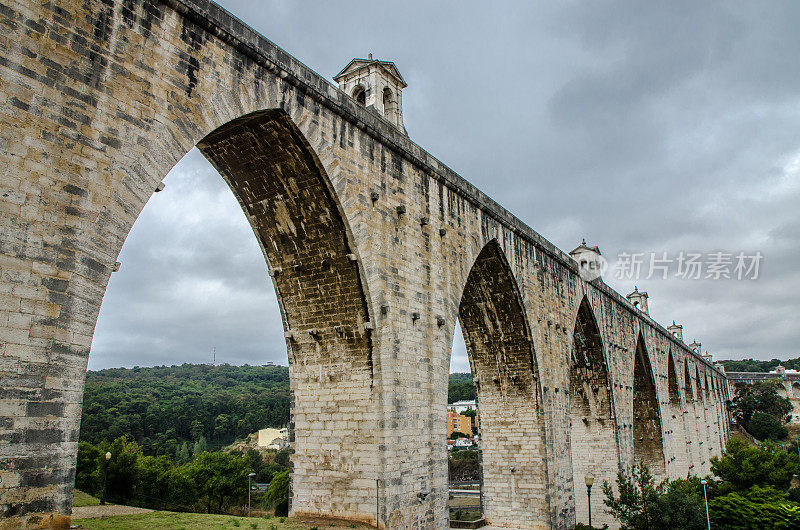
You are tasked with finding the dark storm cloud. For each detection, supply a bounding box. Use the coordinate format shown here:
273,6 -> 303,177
90,1 -> 800,370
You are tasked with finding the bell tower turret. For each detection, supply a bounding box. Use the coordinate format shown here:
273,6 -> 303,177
335,54 -> 408,134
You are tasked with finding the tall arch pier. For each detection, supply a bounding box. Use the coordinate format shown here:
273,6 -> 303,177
0,0 -> 729,528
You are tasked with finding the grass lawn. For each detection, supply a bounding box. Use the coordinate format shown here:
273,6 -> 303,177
73,512 -> 372,529
73,490 -> 101,507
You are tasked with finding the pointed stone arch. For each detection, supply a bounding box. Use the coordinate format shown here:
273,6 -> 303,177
702,372 -> 719,456
665,350 -> 687,477
458,239 -> 549,528
632,334 -> 665,476
569,297 -> 619,527
177,110 -> 378,521
683,360 -> 701,472
667,351 -> 680,404
695,366 -> 710,472
684,360 -> 695,404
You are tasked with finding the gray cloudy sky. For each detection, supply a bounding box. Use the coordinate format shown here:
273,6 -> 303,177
89,1 -> 800,371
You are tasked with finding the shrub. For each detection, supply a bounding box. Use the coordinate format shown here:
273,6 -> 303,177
749,412 -> 788,441
711,437 -> 798,494
709,485 -> 800,529
266,470 -> 290,516
602,462 -> 706,530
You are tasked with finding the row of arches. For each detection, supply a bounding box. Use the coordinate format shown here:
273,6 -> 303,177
454,241 -> 726,527
776,382 -> 800,399
0,1 -> 733,525
73,105 -> 728,527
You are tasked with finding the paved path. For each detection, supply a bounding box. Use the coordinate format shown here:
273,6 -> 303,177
72,504 -> 153,519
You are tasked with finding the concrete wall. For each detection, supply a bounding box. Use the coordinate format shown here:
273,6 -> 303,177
0,0 -> 729,528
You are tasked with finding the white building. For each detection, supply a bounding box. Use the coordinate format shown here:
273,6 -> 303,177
257,427 -> 288,450
448,400 -> 477,414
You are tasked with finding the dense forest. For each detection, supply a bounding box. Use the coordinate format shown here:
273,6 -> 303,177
720,356 -> 800,373
448,373 -> 475,403
80,364 -> 290,456
79,364 -> 477,457
76,365 -> 479,516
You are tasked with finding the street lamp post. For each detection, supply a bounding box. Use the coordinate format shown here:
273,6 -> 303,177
248,472 -> 256,517
584,472 -> 595,529
100,452 -> 111,505
701,479 -> 710,530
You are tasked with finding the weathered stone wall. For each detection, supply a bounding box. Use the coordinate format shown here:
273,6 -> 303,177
0,0 -> 730,528
569,298 -> 618,529
458,242 -> 548,528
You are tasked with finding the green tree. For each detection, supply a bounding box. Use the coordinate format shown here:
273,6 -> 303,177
449,431 -> 469,440
602,462 -> 705,530
176,441 -> 192,463
731,381 -> 791,426
709,485 -> 800,529
658,477 -> 708,530
190,420 -> 205,441
75,441 -> 102,495
274,448 -> 290,467
710,437 -> 798,495
265,470 -> 290,516
749,412 -> 789,441
448,373 -> 475,403
137,455 -> 173,508
166,464 -> 198,511
189,451 -> 251,513
449,449 -> 480,482
193,436 -> 209,456
100,436 -> 141,503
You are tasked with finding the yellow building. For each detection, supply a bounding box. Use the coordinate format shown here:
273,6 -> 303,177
447,410 -> 472,437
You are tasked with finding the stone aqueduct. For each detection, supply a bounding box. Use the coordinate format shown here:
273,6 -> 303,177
0,0 -> 730,528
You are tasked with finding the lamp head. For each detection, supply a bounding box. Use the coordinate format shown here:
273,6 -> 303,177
105,452 -> 111,460
248,473 -> 256,478
584,473 -> 595,487
701,479 -> 707,485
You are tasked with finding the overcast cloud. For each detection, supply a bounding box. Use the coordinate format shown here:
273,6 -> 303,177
90,1 -> 800,370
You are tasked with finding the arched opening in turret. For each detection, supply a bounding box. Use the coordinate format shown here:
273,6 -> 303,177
352,85 -> 366,105
569,297 -> 618,527
382,87 -> 397,125
632,334 -> 665,477
456,240 -> 549,528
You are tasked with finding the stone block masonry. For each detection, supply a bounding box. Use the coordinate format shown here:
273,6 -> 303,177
0,0 -> 730,528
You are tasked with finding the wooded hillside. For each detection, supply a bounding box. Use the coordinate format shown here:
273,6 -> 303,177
80,364 -> 477,456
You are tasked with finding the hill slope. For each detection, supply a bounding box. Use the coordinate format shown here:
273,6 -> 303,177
720,357 -> 800,373
80,364 -> 290,455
